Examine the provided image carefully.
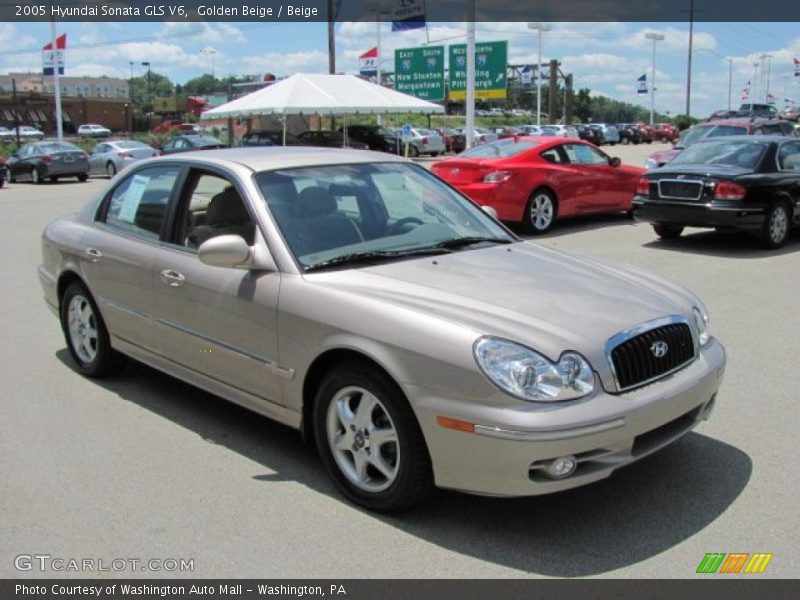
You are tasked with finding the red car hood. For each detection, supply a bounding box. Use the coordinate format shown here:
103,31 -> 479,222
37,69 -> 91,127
648,148 -> 680,166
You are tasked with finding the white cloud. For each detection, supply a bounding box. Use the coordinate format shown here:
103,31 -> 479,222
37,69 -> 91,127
242,51 -> 329,75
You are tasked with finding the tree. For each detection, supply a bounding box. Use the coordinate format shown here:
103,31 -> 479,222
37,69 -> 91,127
129,72 -> 175,111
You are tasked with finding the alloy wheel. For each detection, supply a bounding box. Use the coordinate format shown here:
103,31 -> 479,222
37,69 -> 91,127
769,205 -> 788,245
67,294 -> 98,364
530,193 -> 555,231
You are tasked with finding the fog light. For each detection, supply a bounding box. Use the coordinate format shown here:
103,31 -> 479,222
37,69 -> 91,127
544,455 -> 577,479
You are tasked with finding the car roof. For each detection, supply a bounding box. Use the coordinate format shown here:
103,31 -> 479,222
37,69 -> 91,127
147,146 -> 408,172
693,134 -> 787,144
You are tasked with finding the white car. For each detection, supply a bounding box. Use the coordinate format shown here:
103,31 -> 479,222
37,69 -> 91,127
399,128 -> 446,157
11,126 -> 45,139
78,124 -> 111,138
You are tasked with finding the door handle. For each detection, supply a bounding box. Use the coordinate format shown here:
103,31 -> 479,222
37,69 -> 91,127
85,247 -> 103,263
160,269 -> 186,287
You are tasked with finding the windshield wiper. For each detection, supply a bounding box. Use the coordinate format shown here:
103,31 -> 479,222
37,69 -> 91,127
304,247 -> 453,272
426,236 -> 513,250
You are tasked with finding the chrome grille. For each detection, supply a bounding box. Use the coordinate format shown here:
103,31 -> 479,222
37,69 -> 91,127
609,321 -> 695,391
657,179 -> 704,201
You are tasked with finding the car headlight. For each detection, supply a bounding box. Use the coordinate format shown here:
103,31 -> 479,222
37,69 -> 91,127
645,158 -> 659,171
474,337 -> 595,402
692,305 -> 710,346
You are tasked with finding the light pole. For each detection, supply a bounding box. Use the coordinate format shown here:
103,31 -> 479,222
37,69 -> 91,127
752,62 -> 759,104
201,47 -> 217,78
695,48 -> 733,111
760,53 -> 774,103
645,32 -> 665,126
528,22 -> 551,126
141,61 -> 151,131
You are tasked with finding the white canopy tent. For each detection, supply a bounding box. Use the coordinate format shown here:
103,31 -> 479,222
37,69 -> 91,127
200,73 -> 445,146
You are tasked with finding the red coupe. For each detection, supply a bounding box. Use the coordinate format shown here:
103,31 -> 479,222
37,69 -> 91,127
430,137 -> 644,233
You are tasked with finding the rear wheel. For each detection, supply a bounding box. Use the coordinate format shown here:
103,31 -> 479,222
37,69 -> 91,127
653,223 -> 684,239
313,362 -> 433,512
660,136 -> 669,143
761,202 -> 790,249
60,282 -> 124,378
49,176 -> 58,183
408,144 -> 419,157
77,173 -> 88,182
31,167 -> 41,184
621,137 -> 630,145
525,189 -> 557,234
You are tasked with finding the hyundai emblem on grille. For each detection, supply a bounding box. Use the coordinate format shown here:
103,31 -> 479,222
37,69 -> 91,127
650,340 -> 669,358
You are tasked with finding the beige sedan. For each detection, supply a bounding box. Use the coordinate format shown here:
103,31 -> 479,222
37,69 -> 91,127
38,148 -> 726,512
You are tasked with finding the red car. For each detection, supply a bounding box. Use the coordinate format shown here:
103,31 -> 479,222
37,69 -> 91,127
431,137 -> 643,234
635,123 -> 655,143
653,123 -> 679,143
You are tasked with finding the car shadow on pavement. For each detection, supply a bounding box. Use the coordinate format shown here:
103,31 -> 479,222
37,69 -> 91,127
642,228 -> 800,258
509,213 -> 636,240
56,350 -> 752,577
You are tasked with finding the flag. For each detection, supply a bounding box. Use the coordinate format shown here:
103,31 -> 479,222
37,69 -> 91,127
359,47 -> 378,76
794,57 -> 800,77
766,92 -> 777,105
741,81 -> 750,100
392,0 -> 426,32
43,34 -> 66,76
521,65 -> 533,88
637,74 -> 647,94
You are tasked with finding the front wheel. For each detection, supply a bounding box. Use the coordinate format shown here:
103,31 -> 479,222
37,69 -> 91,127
60,282 -> 124,378
313,363 -> 433,512
653,223 -> 684,239
761,202 -> 790,249
524,190 -> 557,234
106,162 -> 117,177
77,173 -> 88,182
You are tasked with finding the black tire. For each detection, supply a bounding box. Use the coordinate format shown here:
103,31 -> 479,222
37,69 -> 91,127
0,177 -> 4,188
106,162 -> 116,177
313,361 -> 433,512
621,137 -> 630,145
49,176 -> 58,183
408,144 -> 420,158
761,202 -> 791,249
9,172 -> 16,183
31,167 -> 42,185
60,281 -> 124,378
77,173 -> 88,182
653,223 -> 684,239
524,189 -> 557,234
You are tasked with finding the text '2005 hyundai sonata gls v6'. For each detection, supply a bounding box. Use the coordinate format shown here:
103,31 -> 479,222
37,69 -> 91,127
38,147 -> 726,512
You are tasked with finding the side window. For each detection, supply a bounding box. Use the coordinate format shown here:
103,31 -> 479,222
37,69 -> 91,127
540,146 -> 565,164
779,122 -> 794,136
102,166 -> 181,241
761,124 -> 782,135
181,172 -> 254,250
563,143 -> 610,166
777,142 -> 800,171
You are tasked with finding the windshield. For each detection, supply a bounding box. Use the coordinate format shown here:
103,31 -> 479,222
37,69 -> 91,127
670,140 -> 768,169
254,162 -> 513,270
460,139 -> 540,159
37,142 -> 82,153
679,124 -> 748,148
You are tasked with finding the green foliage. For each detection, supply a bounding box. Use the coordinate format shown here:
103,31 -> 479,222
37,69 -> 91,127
671,114 -> 700,131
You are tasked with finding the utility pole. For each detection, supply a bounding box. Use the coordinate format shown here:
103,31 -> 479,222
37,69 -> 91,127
760,53 -> 774,103
327,0 -> 336,74
528,22 -> 550,126
645,32 -> 665,126
685,0 -> 695,117
465,12 -> 475,149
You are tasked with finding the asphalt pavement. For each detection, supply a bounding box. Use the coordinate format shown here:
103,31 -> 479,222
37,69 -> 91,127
1,142 -> 797,578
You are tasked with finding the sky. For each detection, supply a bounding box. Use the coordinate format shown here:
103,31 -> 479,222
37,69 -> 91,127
1,20 -> 799,117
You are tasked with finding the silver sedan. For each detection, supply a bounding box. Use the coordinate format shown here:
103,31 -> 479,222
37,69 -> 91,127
88,140 -> 158,178
38,147 -> 725,512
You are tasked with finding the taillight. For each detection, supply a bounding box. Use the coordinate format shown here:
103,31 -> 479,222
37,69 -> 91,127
714,181 -> 746,201
422,136 -> 428,145
41,155 -> 54,164
636,176 -> 651,195
118,151 -> 131,158
483,170 -> 512,183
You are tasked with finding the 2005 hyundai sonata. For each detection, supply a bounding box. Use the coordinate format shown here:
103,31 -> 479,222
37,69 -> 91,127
39,147 -> 726,512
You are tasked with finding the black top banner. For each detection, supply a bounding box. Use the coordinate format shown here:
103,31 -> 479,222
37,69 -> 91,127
2,0 -> 800,22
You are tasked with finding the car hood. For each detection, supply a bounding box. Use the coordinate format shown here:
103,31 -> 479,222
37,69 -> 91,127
307,242 -> 698,391
648,148 -> 680,164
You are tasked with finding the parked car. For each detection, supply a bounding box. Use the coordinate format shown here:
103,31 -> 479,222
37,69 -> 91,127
0,157 -> 6,187
160,134 -> 225,155
653,123 -> 680,143
88,140 -> 159,178
0,126 -> 15,139
519,125 -> 546,136
397,128 -> 445,157
645,118 -> 797,170
634,135 -> 800,249
635,123 -> 655,143
12,125 -> 44,139
494,127 -> 521,140
6,141 -> 89,184
456,127 -> 498,145
540,125 -> 579,138
588,123 -> 620,145
152,120 -> 198,134
78,124 -> 112,138
431,137 -> 643,234
340,125 -> 400,154
577,124 -> 603,145
240,131 -> 300,147
435,128 -> 466,153
736,103 -> 779,118
616,124 -> 643,145
38,146 -> 725,512
296,130 -> 368,150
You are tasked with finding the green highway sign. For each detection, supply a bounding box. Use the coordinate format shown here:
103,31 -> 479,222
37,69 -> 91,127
394,46 -> 445,101
449,41 -> 508,100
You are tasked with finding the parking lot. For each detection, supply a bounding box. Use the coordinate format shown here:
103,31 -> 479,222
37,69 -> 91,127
1,142 -> 797,578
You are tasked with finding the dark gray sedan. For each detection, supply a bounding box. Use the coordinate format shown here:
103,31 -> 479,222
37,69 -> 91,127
6,141 -> 89,184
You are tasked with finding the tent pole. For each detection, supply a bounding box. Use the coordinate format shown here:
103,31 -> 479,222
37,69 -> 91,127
282,114 -> 286,146
342,115 -> 347,148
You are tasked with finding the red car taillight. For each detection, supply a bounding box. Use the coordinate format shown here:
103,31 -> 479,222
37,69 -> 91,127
421,136 -> 428,145
636,176 -> 651,195
41,155 -> 54,164
714,181 -> 747,201
483,170 -> 512,183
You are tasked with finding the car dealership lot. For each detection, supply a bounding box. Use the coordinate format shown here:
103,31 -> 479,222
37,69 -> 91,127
1,144 -> 797,578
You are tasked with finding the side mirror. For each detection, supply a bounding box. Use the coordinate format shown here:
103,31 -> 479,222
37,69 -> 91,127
609,157 -> 622,168
482,205 -> 499,219
198,234 -> 276,271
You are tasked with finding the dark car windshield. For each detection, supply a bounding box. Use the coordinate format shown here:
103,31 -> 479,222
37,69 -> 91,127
670,140 -> 768,169
254,162 -> 513,270
460,139 -> 540,158
36,142 -> 82,153
191,136 -> 223,146
679,124 -> 748,148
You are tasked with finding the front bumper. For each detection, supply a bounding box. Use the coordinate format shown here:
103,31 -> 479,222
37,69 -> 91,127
411,338 -> 725,497
633,197 -> 766,230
